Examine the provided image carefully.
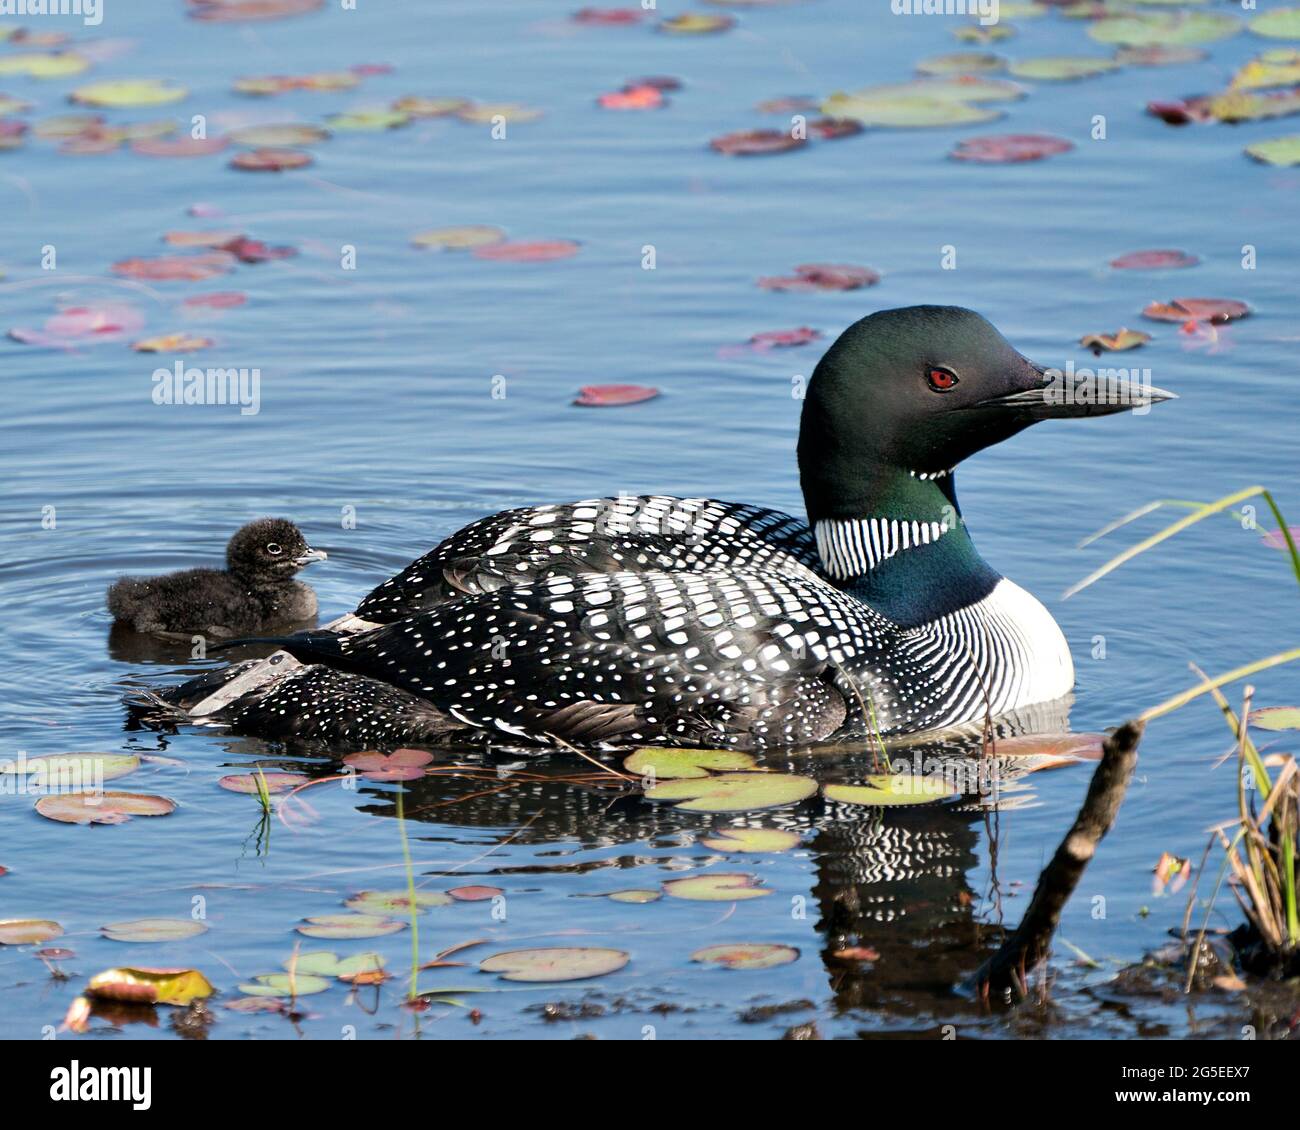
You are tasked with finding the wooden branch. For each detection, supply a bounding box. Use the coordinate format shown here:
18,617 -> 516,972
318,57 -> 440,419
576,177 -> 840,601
972,718 -> 1144,1000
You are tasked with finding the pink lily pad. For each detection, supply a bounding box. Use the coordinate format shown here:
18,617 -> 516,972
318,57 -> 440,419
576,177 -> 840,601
573,384 -> 660,407
749,327 -> 821,349
9,303 -> 145,346
1110,249 -> 1199,270
342,748 -> 433,782
1142,298 -> 1250,324
190,0 -> 325,22
183,291 -> 247,309
447,885 -> 503,901
113,252 -> 234,281
691,942 -> 799,970
218,771 -> 309,794
132,135 -> 229,157
758,264 -> 880,292
951,133 -> 1073,163
472,239 -> 581,262
35,791 -> 176,825
229,147 -> 313,171
597,84 -> 665,110
572,7 -> 644,25
710,129 -> 807,156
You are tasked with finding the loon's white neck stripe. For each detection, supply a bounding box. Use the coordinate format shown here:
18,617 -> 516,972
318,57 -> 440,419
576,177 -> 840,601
815,516 -> 950,579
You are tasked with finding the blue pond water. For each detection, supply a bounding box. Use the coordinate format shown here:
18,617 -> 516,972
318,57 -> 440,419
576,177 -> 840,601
0,0 -> 1297,1039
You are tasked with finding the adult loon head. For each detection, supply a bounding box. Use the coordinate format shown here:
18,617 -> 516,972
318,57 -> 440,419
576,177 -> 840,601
798,305 -> 1174,626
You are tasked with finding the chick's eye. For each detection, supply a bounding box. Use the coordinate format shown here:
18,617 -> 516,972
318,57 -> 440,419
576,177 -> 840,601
266,543 -> 282,556
927,367 -> 958,392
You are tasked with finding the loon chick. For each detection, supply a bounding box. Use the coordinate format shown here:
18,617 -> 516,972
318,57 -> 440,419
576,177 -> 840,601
108,518 -> 326,638
163,306 -> 1173,750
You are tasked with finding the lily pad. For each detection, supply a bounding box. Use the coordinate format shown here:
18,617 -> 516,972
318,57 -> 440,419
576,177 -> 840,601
101,918 -> 209,943
1087,12 -> 1239,47
288,951 -> 386,978
229,147 -> 313,171
1249,706 -> 1300,730
916,52 -> 1007,76
447,885 -> 503,901
86,967 -> 214,1006
645,772 -> 817,813
691,942 -> 799,969
411,224 -> 506,251
345,889 -> 453,913
1232,50 -> 1300,90
132,136 -> 229,157
1251,9 -> 1300,40
1,752 -> 139,784
700,826 -> 800,852
218,772 -> 309,794
1141,298 -> 1250,324
132,333 -> 214,353
296,913 -> 407,939
457,102 -> 543,124
598,84 -> 665,110
1245,134 -> 1300,166
237,973 -> 332,997
605,889 -> 662,903
1080,329 -> 1152,354
573,384 -> 660,406
393,95 -> 471,117
0,919 -> 62,945
114,252 -> 233,281
1008,56 -> 1120,81
325,109 -> 410,131
1116,44 -> 1208,66
71,79 -> 188,108
479,946 -> 629,982
951,133 -> 1073,162
985,733 -> 1106,765
710,128 -> 807,155
823,775 -> 959,806
1110,249 -> 1198,269
659,13 -> 734,34
35,791 -> 176,825
343,748 -> 433,781
757,263 -> 880,292
954,23 -> 1016,43
227,123 -> 329,146
472,239 -> 581,262
623,747 -> 756,779
663,873 -> 772,901
0,52 -> 90,78
183,292 -> 247,309
823,91 -> 1002,128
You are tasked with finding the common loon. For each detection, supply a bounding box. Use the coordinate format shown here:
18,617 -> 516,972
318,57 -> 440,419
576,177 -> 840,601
150,307 -> 1172,749
108,518 -> 326,637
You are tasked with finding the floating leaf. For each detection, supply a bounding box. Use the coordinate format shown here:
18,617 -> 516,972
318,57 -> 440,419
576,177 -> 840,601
1080,328 -> 1152,355
229,147 -> 313,171
757,263 -> 880,291
647,772 -> 817,813
659,13 -> 734,34
1232,49 -> 1300,90
296,913 -> 406,939
101,918 -> 209,943
1087,12 -> 1239,47
32,113 -> 103,139
1251,8 -> 1300,40
1245,133 -> 1300,166
447,885 -> 503,901
324,109 -> 410,131
755,95 -> 819,112
1208,86 -> 1300,123
1116,44 -> 1208,66
663,873 -> 772,900
1142,298 -> 1250,324
479,946 -> 629,982
985,733 -> 1106,765
190,0 -> 325,21
238,973 -> 332,997
573,384 -> 660,407
1111,249 -> 1199,270
35,791 -> 176,825
86,967 -> 214,1006
916,52 -> 1007,76
289,951 -> 386,978
598,84 -> 665,110
227,123 -> 329,146
1,752 -> 139,784
823,79 -> 1018,127
218,771 -> 308,794
573,7 -> 644,25
132,135 -> 229,157
699,826 -> 800,852
749,327 -> 821,348
0,52 -> 90,79
951,133 -> 1073,162
823,775 -> 959,806
954,23 -> 1016,43
184,292 -> 247,309
113,252 -> 233,281
710,128 -> 807,155
457,102 -> 543,124
472,239 -> 581,262
72,79 -> 187,108
8,303 -> 145,346
809,117 -> 864,139
392,95 -> 472,117
132,333 -> 214,353
623,747 -> 756,779
0,919 -> 62,945
411,224 -> 506,251
605,889 -> 661,903
1249,706 -> 1300,730
691,942 -> 799,969
344,890 -> 453,913
1008,56 -> 1120,81
342,748 -> 433,781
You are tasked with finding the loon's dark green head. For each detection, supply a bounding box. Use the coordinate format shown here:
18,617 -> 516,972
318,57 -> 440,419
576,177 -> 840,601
798,305 -> 1174,522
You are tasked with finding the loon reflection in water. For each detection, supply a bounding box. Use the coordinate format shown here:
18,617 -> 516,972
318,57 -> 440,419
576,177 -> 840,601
131,306 -> 1172,752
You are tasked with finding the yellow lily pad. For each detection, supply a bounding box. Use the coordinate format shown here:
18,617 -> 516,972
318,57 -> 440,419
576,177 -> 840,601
1232,49 -> 1300,90
1245,134 -> 1300,165
700,826 -> 800,852
227,122 -> 329,146
410,224 -> 506,251
86,966 -> 214,1006
663,872 -> 772,901
0,52 -> 89,79
324,109 -> 410,131
1251,8 -> 1300,40
456,102 -> 543,124
1,752 -> 139,784
915,52 -> 1007,76
823,775 -> 959,806
623,747 -> 756,780
71,79 -> 188,108
1249,706 -> 1300,729
605,889 -> 662,903
645,772 -> 817,812
132,333 -> 214,353
288,951 -> 386,978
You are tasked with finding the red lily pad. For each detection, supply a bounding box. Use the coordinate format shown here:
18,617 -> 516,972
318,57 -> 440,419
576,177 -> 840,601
342,748 -> 433,781
951,133 -> 1073,163
1142,298 -> 1250,324
35,791 -> 176,825
113,252 -> 234,281
710,129 -> 807,156
758,264 -> 880,292
190,0 -> 325,22
598,84 -> 665,110
218,771 -> 308,794
573,384 -> 660,407
809,117 -> 864,139
229,147 -> 313,171
132,135 -> 229,157
1110,249 -> 1199,270
479,946 -> 629,982
472,239 -> 581,262
573,7 -> 644,25
691,942 -> 799,970
755,96 -> 820,113
220,236 -> 297,263
749,327 -> 821,348
1147,97 -> 1215,126
183,291 -> 247,309
447,885 -> 503,901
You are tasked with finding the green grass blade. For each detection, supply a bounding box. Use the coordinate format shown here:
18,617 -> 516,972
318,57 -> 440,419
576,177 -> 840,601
1140,648 -> 1300,723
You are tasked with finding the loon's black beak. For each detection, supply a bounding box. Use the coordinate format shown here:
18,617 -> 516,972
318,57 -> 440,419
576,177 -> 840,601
294,547 -> 328,566
975,361 -> 1178,420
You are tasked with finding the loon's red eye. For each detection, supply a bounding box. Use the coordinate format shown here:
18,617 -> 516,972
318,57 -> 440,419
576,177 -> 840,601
927,367 -> 958,392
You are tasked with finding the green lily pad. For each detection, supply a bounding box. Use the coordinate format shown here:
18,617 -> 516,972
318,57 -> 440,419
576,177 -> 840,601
1008,56 -> 1120,81
623,747 -> 756,780
1248,706 -> 1300,730
700,826 -> 801,852
954,23 -> 1016,44
822,92 -> 1002,127
1245,134 -> 1300,166
645,772 -> 817,813
663,873 -> 772,901
101,918 -> 209,943
71,79 -> 188,108
227,123 -> 329,147
325,109 -> 410,131
823,775 -> 959,806
1,752 -> 139,784
410,224 -> 506,251
0,919 -> 62,945
296,913 -> 406,939
1251,9 -> 1300,40
479,946 -> 629,982
288,951 -> 387,978
915,52 -> 1007,76
343,890 -> 453,914
237,973 -> 332,998
691,942 -> 799,969
1087,12 -> 1239,47
605,889 -> 662,903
